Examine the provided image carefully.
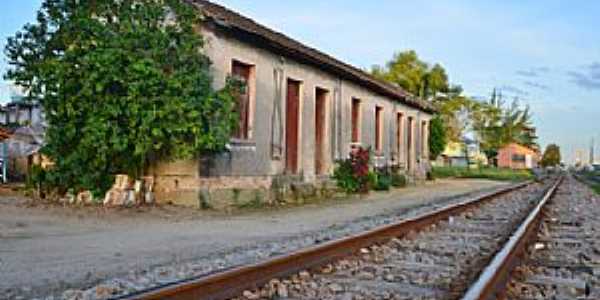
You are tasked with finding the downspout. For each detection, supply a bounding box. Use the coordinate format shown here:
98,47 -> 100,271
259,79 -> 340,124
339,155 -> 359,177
2,142 -> 7,183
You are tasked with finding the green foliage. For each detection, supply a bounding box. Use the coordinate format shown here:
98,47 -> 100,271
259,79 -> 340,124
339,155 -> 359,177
370,50 -> 461,101
372,169 -> 391,191
333,147 -> 372,193
372,50 -> 539,159
367,171 -> 379,190
471,90 -> 537,161
27,164 -> 46,189
578,172 -> 600,195
431,166 -> 534,182
4,0 -> 237,193
371,50 -> 466,146
332,159 -> 359,193
429,115 -> 447,160
391,173 -> 407,187
541,144 -> 561,167
426,171 -> 435,181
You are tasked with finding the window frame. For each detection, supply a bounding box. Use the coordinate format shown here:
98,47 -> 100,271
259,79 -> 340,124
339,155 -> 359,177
375,105 -> 384,154
351,98 -> 362,144
230,59 -> 256,141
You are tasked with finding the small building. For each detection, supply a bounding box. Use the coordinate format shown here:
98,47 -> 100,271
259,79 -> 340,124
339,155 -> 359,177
437,141 -> 469,167
0,100 -> 46,181
497,143 -> 539,170
436,138 -> 487,168
149,1 -> 435,207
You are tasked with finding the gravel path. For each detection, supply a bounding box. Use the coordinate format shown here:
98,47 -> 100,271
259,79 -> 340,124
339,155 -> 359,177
0,179 -> 508,300
505,176 -> 600,299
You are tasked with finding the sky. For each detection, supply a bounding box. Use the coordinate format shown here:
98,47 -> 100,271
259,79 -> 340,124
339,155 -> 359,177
1,1 -> 599,163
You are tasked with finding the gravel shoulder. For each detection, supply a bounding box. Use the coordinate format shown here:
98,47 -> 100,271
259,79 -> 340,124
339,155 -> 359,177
0,179 -> 509,299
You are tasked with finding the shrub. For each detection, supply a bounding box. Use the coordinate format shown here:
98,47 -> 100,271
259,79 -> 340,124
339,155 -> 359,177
391,173 -> 407,187
333,147 -> 372,193
333,159 -> 360,193
373,172 -> 392,191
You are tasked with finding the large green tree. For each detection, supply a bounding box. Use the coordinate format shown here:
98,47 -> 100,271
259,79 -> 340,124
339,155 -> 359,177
471,90 -> 537,161
541,144 -> 561,167
428,115 -> 447,160
371,50 -> 461,101
4,0 -> 238,194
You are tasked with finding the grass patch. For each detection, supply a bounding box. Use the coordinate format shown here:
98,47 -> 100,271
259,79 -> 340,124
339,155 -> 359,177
577,172 -> 600,194
587,182 -> 600,194
431,166 -> 534,182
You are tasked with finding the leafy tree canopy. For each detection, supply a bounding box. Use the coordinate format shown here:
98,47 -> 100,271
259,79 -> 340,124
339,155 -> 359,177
372,50 -> 539,163
4,0 -> 238,194
429,115 -> 447,160
471,90 -> 537,160
371,50 -> 462,101
541,144 -> 561,167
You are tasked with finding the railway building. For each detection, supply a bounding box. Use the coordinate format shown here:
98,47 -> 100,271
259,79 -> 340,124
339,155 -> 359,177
149,1 -> 435,207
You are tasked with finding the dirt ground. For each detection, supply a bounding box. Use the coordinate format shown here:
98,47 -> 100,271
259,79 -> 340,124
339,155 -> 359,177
0,179 -> 509,298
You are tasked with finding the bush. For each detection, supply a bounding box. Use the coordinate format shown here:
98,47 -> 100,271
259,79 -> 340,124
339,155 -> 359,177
391,173 -> 407,187
333,147 -> 372,193
373,172 -> 392,191
332,159 -> 359,193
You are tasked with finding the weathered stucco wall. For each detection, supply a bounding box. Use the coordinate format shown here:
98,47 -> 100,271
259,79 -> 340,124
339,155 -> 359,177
151,23 -> 432,207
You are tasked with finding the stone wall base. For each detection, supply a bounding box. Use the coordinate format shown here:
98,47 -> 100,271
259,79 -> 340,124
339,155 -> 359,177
153,175 -> 343,210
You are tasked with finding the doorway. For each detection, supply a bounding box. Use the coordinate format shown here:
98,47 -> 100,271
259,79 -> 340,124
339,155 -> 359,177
407,116 -> 414,171
315,88 -> 328,175
396,113 -> 403,163
286,79 -> 301,174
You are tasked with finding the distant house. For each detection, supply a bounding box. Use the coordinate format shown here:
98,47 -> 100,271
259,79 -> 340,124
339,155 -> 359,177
435,138 -> 487,168
0,100 -> 46,181
497,143 -> 539,170
437,141 -> 469,167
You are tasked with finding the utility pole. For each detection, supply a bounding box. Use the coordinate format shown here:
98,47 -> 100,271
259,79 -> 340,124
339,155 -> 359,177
591,138 -> 596,165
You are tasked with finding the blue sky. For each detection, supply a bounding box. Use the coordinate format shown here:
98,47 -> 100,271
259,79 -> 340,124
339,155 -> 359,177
1,1 -> 599,163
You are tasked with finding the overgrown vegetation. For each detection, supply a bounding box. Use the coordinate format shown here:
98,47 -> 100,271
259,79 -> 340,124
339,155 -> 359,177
429,115 -> 447,160
333,147 -> 372,193
431,166 -> 534,181
391,173 -> 407,188
333,147 -> 409,193
4,0 -> 238,196
372,168 -> 391,191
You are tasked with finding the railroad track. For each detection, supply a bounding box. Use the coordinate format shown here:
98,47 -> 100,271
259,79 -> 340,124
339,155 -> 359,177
119,176 -> 563,300
503,176 -> 600,300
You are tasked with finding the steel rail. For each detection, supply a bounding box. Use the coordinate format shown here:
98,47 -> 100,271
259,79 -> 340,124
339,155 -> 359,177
117,181 -> 533,300
461,176 -> 563,300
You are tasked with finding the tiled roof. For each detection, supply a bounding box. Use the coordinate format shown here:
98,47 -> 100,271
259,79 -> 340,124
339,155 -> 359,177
188,0 -> 436,113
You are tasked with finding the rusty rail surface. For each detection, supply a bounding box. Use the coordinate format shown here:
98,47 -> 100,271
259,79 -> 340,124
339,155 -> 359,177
118,181 -> 534,300
461,176 -> 563,300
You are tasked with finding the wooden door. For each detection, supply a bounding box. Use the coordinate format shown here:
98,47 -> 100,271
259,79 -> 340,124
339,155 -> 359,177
407,117 -> 414,171
396,113 -> 403,162
231,61 -> 251,139
351,99 -> 361,143
286,80 -> 301,174
315,88 -> 328,175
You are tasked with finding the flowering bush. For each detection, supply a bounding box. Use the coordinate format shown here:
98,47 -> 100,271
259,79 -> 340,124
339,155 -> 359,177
333,147 -> 373,193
